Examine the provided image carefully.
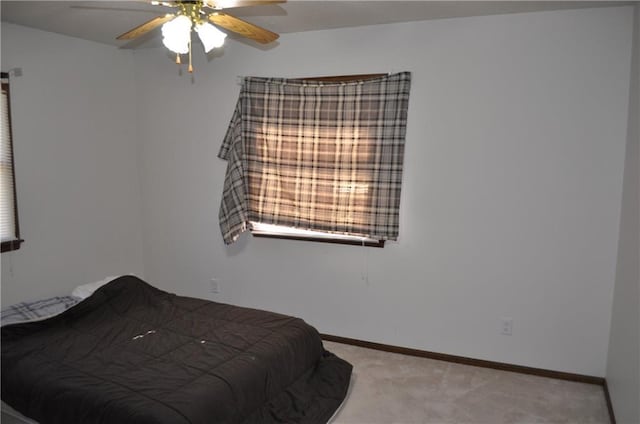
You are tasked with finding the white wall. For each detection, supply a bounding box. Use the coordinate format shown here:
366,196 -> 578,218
0,24 -> 145,307
607,4 -> 640,424
133,6 -> 633,377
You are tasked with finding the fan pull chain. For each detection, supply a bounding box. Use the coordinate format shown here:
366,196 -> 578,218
176,54 -> 181,64
188,40 -> 193,73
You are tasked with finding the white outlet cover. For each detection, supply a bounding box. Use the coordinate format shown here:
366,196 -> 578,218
501,317 -> 513,335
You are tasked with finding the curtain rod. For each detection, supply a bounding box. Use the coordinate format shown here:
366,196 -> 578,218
236,72 -> 392,85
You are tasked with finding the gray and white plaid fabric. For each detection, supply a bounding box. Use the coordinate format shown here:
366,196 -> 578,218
219,72 -> 412,244
1,296 -> 80,326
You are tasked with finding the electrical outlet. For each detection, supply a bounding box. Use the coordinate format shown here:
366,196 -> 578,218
501,317 -> 513,336
210,278 -> 220,293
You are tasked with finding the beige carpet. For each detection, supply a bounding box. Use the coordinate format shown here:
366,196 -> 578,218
325,341 -> 609,424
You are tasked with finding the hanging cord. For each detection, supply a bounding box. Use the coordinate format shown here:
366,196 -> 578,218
361,238 -> 369,285
6,252 -> 14,277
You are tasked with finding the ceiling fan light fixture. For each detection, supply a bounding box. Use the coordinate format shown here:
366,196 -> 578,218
195,22 -> 227,53
161,15 -> 192,54
115,0 -> 281,73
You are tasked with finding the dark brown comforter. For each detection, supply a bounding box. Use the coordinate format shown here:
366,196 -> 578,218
1,276 -> 352,424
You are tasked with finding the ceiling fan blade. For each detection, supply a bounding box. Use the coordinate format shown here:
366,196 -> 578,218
208,13 -> 279,44
70,5 -> 162,13
203,0 -> 285,10
116,14 -> 175,40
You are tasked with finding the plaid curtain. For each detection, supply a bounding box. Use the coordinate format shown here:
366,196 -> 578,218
218,72 -> 412,244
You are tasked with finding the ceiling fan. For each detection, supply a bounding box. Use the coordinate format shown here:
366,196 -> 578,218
116,0 -> 284,72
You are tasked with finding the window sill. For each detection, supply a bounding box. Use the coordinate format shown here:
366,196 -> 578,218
1,239 -> 23,253
252,232 -> 384,247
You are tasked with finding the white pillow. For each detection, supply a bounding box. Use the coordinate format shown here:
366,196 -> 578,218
71,276 -> 119,299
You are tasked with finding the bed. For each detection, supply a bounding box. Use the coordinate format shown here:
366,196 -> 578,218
1,276 -> 352,424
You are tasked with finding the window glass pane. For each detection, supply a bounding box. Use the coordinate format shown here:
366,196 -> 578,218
250,221 -> 379,244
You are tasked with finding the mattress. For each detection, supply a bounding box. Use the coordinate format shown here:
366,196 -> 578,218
1,276 -> 352,424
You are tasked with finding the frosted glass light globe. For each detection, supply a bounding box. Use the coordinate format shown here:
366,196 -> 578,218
195,22 -> 227,53
161,15 -> 192,54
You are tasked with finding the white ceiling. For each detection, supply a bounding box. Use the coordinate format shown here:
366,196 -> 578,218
1,1 -> 633,49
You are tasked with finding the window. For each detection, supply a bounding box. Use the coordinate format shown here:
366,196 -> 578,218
1,73 -> 22,252
246,74 -> 389,247
218,72 -> 411,247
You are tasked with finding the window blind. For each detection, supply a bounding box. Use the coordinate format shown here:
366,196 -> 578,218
1,75 -> 21,251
